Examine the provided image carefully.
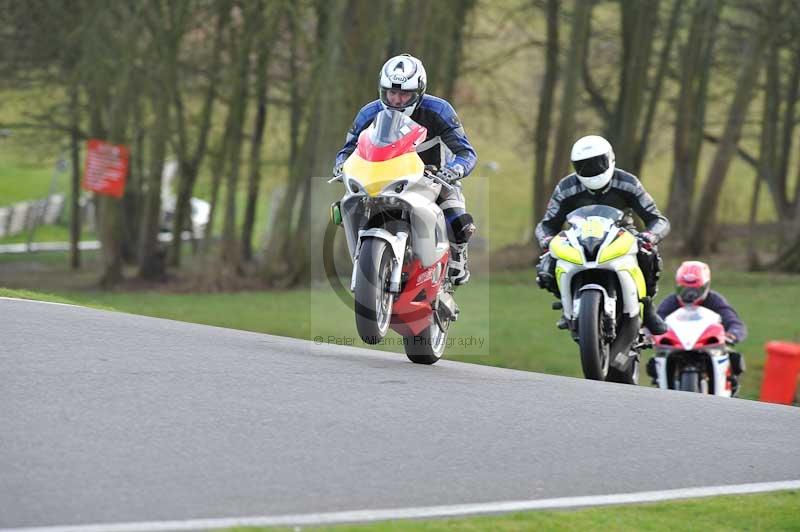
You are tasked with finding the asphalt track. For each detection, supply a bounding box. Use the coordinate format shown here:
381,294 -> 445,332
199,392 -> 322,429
1,298 -> 799,530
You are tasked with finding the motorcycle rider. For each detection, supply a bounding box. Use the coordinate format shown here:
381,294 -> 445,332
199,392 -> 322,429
656,260 -> 747,392
535,135 -> 669,334
333,53 -> 478,286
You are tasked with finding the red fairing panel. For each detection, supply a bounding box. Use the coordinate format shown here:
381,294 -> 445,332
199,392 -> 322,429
356,125 -> 427,162
695,323 -> 725,349
391,254 -> 448,337
654,329 -> 681,348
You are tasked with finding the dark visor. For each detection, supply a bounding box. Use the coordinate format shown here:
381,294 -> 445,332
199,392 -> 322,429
573,154 -> 609,177
677,286 -> 702,304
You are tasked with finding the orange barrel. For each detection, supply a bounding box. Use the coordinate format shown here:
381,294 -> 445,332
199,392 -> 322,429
760,342 -> 800,404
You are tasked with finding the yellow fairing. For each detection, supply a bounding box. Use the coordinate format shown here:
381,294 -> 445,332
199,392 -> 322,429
621,265 -> 647,297
598,232 -> 636,263
555,265 -> 567,291
550,235 -> 583,265
343,152 -> 423,196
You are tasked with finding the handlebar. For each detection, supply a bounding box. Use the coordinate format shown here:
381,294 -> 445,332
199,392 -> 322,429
424,170 -> 455,191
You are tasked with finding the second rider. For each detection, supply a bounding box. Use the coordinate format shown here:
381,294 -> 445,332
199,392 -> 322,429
535,135 -> 670,334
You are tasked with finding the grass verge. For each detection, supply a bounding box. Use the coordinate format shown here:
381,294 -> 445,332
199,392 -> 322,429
230,490 -> 800,531
2,266 -> 797,402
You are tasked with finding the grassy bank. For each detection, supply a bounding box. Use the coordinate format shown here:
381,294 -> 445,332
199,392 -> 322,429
4,266 -> 799,401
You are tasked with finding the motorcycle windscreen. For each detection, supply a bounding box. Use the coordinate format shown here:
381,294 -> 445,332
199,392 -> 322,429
357,110 -> 427,162
565,205 -> 625,227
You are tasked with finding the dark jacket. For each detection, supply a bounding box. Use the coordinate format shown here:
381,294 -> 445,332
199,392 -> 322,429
535,169 -> 670,248
657,290 -> 748,342
334,95 -> 477,175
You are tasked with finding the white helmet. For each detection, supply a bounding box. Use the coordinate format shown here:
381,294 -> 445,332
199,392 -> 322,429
570,135 -> 615,192
379,54 -> 427,117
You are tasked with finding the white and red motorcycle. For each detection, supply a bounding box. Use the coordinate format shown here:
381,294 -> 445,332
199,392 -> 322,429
647,305 -> 739,396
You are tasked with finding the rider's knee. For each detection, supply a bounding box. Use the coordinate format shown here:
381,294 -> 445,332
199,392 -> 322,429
449,212 -> 475,244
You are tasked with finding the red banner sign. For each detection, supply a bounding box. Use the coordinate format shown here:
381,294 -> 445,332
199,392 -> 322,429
83,139 -> 129,198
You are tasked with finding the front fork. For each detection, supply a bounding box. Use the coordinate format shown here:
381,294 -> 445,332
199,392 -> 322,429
350,229 -> 409,294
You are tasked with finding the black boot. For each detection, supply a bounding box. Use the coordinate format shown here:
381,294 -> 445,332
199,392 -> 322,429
641,297 -> 667,334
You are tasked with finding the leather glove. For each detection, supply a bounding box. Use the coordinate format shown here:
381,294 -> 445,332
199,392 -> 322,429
725,332 -> 738,345
637,231 -> 657,250
539,236 -> 553,251
332,162 -> 344,180
437,163 -> 465,184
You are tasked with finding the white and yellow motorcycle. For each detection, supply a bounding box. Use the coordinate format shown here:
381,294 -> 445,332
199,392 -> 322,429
546,205 -> 650,383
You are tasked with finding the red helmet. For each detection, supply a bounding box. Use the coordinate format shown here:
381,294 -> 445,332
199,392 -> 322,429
675,260 -> 711,306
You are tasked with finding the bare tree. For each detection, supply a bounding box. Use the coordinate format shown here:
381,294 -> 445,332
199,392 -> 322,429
687,17 -> 769,254
548,0 -> 592,187
169,1 -> 231,267
532,0 -> 559,232
667,0 -> 721,242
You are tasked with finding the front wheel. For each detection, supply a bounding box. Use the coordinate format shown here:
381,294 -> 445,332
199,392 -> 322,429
354,238 -> 394,344
679,369 -> 701,393
578,290 -> 610,381
404,317 -> 449,365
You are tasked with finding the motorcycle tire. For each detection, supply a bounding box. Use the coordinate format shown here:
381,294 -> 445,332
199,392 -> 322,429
680,370 -> 701,392
578,290 -> 610,381
354,238 -> 393,344
404,318 -> 449,365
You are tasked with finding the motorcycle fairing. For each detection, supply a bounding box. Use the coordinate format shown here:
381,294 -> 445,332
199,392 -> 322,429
344,152 -> 424,197
652,306 -> 733,396
344,110 -> 428,197
659,306 -> 725,350
356,123 -> 427,162
391,255 -> 449,337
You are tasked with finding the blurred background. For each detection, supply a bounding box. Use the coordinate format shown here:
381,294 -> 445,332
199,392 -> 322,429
1,0 -> 799,400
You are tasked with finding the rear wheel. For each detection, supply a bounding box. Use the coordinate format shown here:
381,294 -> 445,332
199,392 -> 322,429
404,316 -> 449,365
354,238 -> 394,344
578,290 -> 610,381
679,370 -> 701,392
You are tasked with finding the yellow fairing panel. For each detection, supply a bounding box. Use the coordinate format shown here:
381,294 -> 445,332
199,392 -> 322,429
556,265 -> 567,291
550,235 -> 583,265
621,265 -> 647,297
598,232 -> 636,263
344,152 -> 423,196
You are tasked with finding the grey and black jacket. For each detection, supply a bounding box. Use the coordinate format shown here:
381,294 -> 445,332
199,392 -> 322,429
535,169 -> 670,249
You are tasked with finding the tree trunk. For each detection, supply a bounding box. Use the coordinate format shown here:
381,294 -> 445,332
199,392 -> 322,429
612,0 -> 659,169
69,83 -> 82,270
687,29 -> 768,255
548,0 -> 592,187
138,88 -> 170,280
218,3 -> 258,276
757,0 -> 788,222
532,0 -> 559,231
777,46 -> 800,207
169,1 -> 230,267
241,2 -> 284,263
667,0 -> 720,242
202,126 -> 231,252
632,0 -> 683,174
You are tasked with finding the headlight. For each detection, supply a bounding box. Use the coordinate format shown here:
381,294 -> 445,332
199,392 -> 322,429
550,235 -> 583,265
382,180 -> 408,195
346,177 -> 363,194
